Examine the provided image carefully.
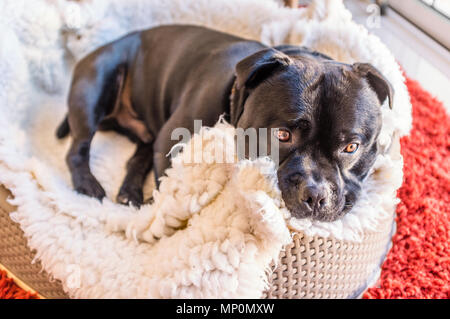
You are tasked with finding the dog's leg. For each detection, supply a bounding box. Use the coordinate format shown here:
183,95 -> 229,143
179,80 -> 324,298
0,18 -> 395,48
152,114 -> 192,189
67,134 -> 106,200
66,91 -> 107,200
116,142 -> 153,207
153,151 -> 171,189
65,65 -> 125,200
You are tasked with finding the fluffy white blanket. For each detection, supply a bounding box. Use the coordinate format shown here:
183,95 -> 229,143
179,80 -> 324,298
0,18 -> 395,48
0,0 -> 411,298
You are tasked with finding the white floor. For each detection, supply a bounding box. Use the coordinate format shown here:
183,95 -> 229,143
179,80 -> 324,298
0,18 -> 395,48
343,0 -> 450,113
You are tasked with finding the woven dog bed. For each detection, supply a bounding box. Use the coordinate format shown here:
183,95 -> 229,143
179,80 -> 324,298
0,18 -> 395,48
1,133 -> 399,299
0,184 -> 395,299
0,181 -> 396,299
0,1 -> 407,298
1,131 -> 399,299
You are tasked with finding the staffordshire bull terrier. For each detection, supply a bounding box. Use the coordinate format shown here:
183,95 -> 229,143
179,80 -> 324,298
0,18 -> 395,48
56,25 -> 393,221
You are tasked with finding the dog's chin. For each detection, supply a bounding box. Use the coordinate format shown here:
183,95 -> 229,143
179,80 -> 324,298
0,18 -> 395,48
284,198 -> 349,222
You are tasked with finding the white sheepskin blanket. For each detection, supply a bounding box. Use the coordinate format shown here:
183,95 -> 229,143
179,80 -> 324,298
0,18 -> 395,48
0,0 -> 411,298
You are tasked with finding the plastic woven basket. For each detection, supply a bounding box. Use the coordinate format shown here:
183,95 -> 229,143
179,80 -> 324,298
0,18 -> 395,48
264,221 -> 395,298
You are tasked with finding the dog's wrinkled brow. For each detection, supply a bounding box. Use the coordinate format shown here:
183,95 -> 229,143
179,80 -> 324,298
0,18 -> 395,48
338,132 -> 365,144
284,113 -> 312,128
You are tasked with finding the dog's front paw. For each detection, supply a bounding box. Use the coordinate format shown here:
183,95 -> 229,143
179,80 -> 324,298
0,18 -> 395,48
116,185 -> 143,208
74,173 -> 106,201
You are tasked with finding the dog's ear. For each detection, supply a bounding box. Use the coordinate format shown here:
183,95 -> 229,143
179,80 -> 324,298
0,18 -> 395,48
235,48 -> 292,90
353,63 -> 394,109
231,49 -> 291,125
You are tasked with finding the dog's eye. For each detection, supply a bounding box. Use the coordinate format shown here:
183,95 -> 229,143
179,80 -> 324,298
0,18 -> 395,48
343,143 -> 359,154
275,128 -> 291,142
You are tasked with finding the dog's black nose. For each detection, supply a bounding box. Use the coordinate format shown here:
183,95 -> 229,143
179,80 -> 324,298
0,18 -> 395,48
301,184 -> 327,211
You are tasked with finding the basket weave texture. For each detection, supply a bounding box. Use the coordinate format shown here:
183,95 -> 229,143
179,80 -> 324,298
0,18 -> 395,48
263,219 -> 394,299
0,186 -> 68,299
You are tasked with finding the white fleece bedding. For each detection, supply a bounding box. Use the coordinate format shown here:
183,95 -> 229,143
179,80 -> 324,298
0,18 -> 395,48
0,0 -> 411,298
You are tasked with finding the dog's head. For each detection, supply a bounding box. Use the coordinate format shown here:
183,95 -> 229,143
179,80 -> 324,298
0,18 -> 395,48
231,48 -> 393,221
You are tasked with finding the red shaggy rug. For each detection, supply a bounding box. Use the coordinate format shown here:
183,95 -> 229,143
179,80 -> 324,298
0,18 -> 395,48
0,76 -> 449,299
0,270 -> 37,299
364,77 -> 450,299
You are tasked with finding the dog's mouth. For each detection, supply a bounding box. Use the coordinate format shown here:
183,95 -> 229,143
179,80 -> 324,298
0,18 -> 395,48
276,154 -> 363,222
282,191 -> 351,222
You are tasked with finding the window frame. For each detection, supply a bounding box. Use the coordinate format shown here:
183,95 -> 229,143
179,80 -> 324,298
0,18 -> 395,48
389,0 -> 450,50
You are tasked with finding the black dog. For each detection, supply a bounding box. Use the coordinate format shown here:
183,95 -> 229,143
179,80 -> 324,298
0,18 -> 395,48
56,25 -> 393,221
